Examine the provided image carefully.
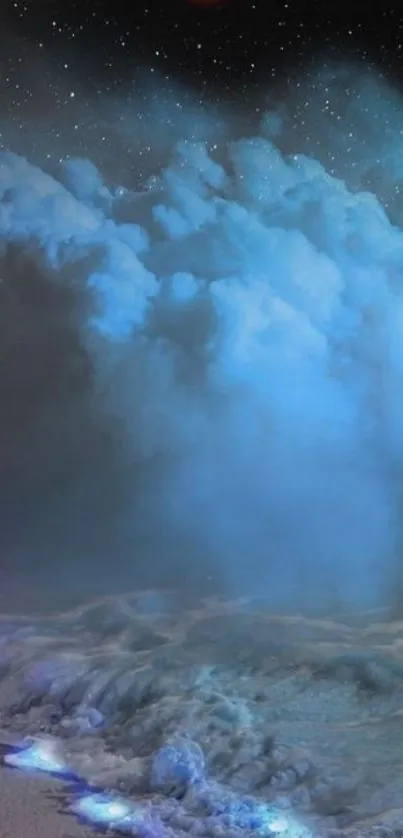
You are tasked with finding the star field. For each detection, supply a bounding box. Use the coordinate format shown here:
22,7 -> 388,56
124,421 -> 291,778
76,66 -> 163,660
1,0 -> 403,190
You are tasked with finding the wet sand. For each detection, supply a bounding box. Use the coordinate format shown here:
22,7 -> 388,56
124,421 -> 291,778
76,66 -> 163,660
0,765 -> 91,838
0,581 -> 92,838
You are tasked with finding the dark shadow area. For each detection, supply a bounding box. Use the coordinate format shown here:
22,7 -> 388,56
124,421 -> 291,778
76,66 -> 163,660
0,245 -> 221,610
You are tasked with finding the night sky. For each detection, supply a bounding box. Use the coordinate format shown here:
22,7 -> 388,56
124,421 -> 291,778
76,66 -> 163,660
1,0 -> 402,160
1,0 -> 400,92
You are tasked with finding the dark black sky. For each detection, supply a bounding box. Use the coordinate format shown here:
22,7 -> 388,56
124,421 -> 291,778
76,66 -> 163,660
1,0 -> 402,96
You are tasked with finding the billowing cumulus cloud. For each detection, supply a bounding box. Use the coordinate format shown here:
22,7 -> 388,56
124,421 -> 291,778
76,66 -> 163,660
2,65 -> 403,611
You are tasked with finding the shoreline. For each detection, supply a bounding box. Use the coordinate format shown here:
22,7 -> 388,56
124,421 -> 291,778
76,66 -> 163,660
0,764 -> 92,838
1,590 -> 403,837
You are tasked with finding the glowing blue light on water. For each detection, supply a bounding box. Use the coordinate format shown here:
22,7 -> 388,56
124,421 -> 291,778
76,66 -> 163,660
71,793 -> 135,827
266,816 -> 290,834
4,739 -> 67,775
242,802 -> 311,838
1,739 -> 311,838
263,810 -> 311,838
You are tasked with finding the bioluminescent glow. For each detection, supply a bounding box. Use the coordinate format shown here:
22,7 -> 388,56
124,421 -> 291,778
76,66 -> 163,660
71,792 -> 136,827
267,815 -> 292,833
4,738 -> 68,775
262,812 -> 309,837
224,800 -> 310,838
1,737 -> 313,838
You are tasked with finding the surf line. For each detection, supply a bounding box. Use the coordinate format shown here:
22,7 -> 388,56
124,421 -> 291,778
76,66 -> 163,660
1,737 -> 152,833
0,737 -> 309,837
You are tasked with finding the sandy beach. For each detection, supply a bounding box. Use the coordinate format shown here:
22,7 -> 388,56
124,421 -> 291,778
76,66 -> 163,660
0,764 -> 91,838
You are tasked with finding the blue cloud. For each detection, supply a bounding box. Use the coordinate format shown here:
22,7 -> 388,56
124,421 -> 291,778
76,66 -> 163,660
2,69 -> 403,609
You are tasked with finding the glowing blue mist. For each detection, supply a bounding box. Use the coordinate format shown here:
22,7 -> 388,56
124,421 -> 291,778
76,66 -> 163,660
2,66 -> 403,610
